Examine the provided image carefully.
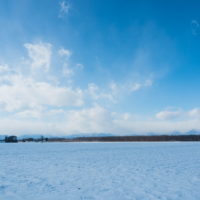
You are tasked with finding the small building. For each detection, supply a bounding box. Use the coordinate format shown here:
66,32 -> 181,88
5,136 -> 18,143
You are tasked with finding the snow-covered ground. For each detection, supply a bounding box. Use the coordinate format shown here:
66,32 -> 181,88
0,142 -> 200,200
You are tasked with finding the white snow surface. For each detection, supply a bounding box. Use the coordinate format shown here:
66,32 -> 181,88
0,142 -> 200,200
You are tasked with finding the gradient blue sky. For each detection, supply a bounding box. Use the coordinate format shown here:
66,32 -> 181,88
0,0 -> 200,135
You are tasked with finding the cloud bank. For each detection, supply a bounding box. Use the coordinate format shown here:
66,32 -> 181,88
0,41 -> 199,136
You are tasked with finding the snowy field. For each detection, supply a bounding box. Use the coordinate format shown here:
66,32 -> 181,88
0,142 -> 200,200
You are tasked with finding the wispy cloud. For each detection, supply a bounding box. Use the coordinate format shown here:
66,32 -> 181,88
0,75 -> 83,112
0,42 -> 84,115
130,79 -> 153,92
1,105 -> 200,136
156,109 -> 183,120
85,77 -> 153,106
58,48 -> 72,58
191,20 -> 200,36
0,39 -> 182,136
58,1 -> 70,18
156,107 -> 200,120
24,42 -> 52,72
188,108 -> 200,118
0,64 -> 10,73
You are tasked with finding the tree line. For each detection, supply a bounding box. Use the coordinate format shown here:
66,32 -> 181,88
1,134 -> 200,143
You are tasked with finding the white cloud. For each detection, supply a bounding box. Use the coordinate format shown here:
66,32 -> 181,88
0,38 -> 198,136
191,20 -> 200,35
109,82 -> 118,92
188,108 -> 200,118
86,78 -> 153,105
58,48 -> 77,78
58,48 -> 72,58
1,105 -> 200,136
59,1 -> 70,18
87,83 -> 116,102
130,83 -> 142,91
15,109 -> 42,119
24,42 -> 52,71
0,42 -> 85,113
130,78 -> 153,92
62,67 -> 74,77
63,106 -> 114,133
48,109 -> 65,116
87,83 -> 99,99
156,109 -> 183,120
115,118 -> 200,134
156,107 -> 200,121
0,75 -> 84,112
144,79 -> 153,86
0,64 -> 10,73
0,119 -> 60,136
15,108 -> 66,119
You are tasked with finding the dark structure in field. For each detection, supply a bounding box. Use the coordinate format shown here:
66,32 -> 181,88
5,136 -> 18,143
21,136 -> 48,142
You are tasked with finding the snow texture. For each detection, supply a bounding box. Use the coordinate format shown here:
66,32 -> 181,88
0,142 -> 200,200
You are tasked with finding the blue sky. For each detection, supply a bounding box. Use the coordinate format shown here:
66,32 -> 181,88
0,0 -> 200,135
